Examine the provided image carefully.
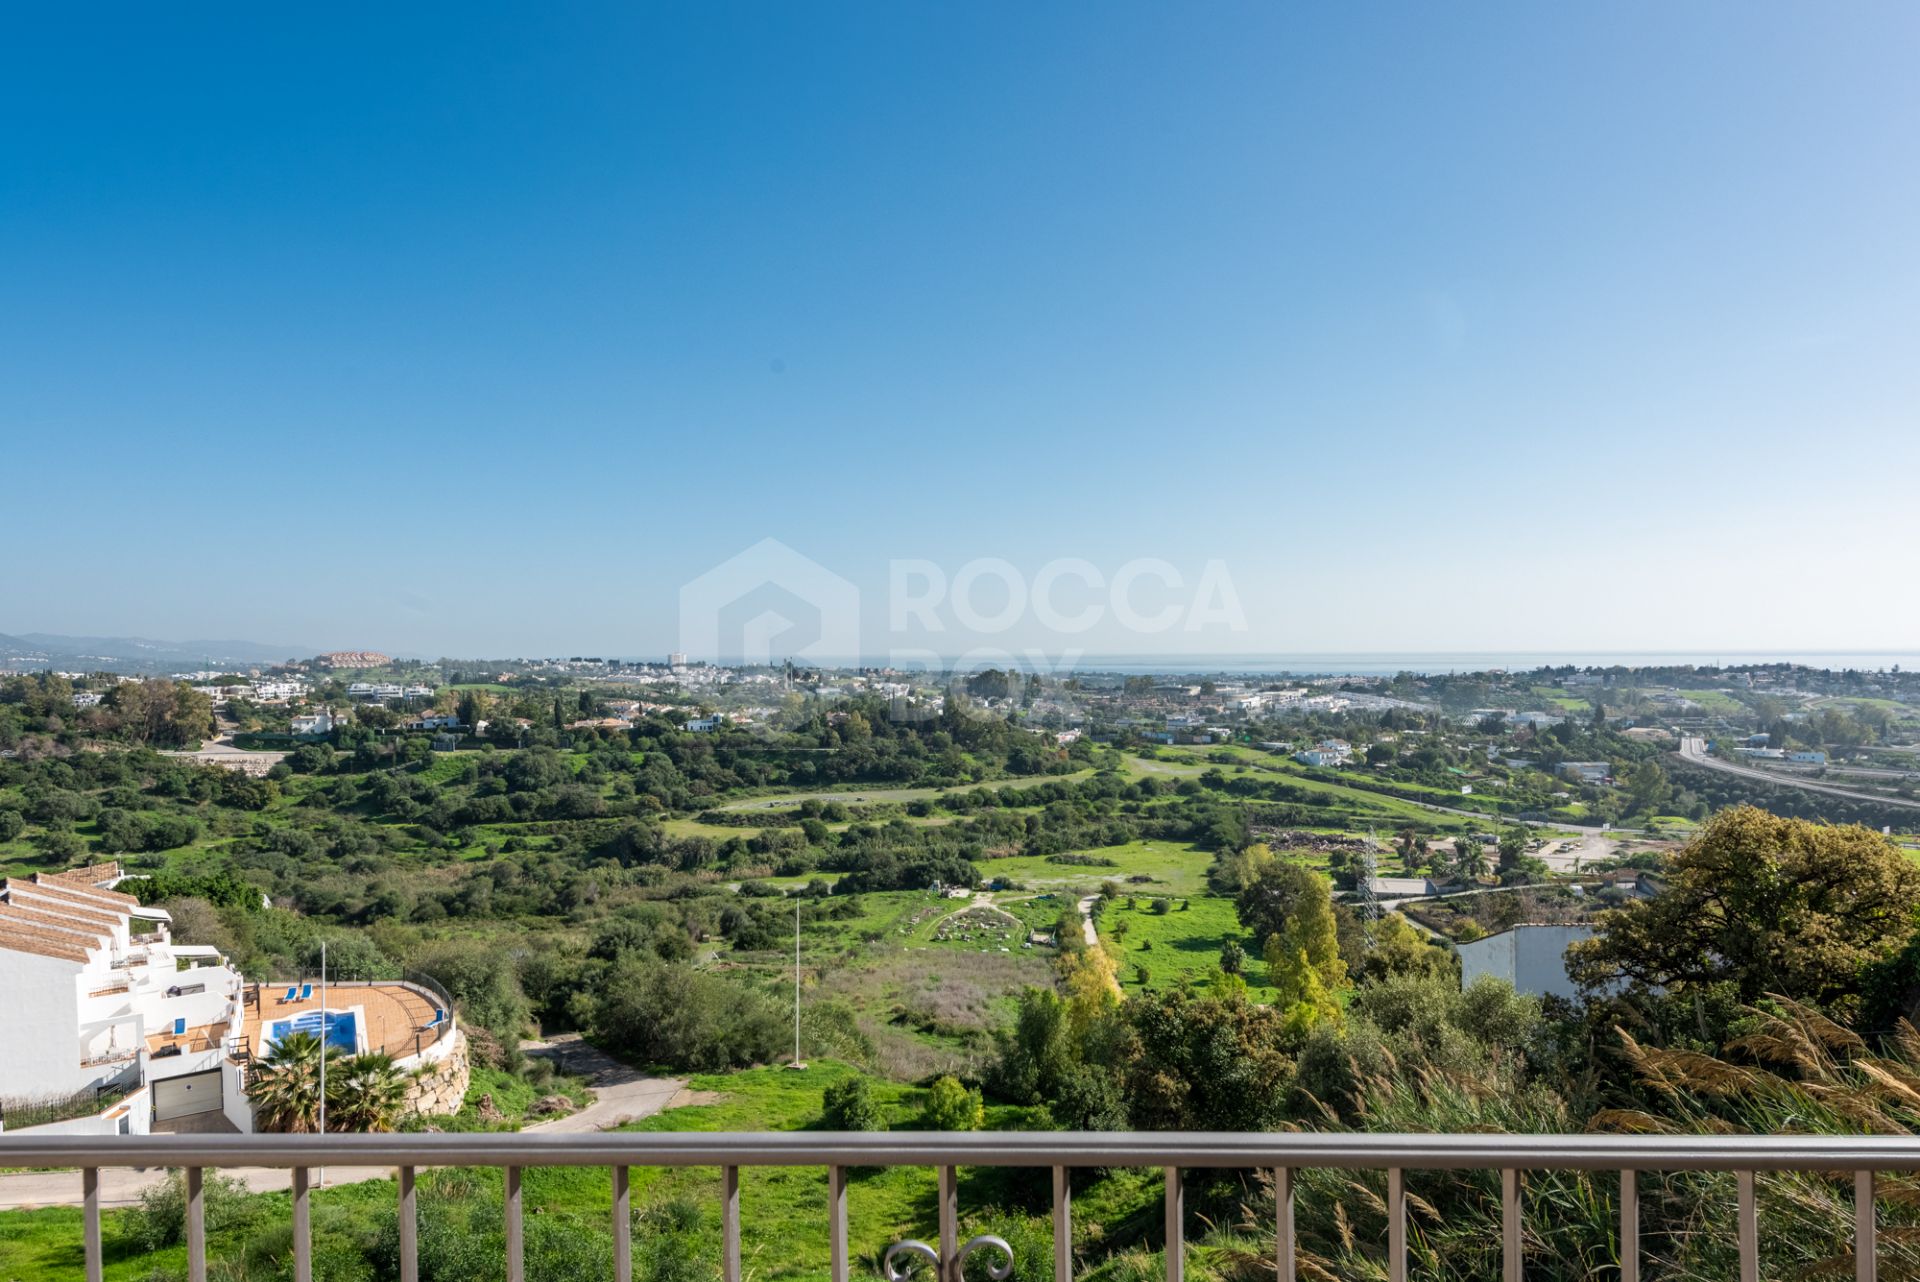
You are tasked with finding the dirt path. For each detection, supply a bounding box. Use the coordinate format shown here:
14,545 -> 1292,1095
1076,894 -> 1101,949
520,1035 -> 685,1133
0,1039 -> 685,1210
1076,894 -> 1124,995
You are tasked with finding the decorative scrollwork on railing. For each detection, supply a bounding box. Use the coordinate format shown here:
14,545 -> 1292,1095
883,1234 -> 1015,1282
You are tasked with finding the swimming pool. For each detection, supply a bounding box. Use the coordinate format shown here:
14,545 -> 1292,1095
267,1008 -> 359,1054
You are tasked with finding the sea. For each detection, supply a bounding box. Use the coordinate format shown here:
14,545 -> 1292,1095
870,652 -> 1920,678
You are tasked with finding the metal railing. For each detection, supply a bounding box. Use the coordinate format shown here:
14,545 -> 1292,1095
2,1131 -> 1913,1282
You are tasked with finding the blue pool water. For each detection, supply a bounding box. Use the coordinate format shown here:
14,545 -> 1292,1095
268,1009 -> 358,1054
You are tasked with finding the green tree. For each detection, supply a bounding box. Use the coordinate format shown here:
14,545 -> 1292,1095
1123,988 -> 1296,1130
1219,937 -> 1247,975
1567,806 -> 1920,1010
326,1053 -> 409,1132
590,956 -> 786,1072
1235,860 -> 1329,954
1622,759 -> 1672,816
247,1031 -> 339,1133
920,1075 -> 983,1131
1451,837 -> 1489,884
1350,913 -> 1455,985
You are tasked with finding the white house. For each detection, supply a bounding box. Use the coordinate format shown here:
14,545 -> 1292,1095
404,713 -> 461,732
1556,761 -> 1611,784
0,864 -> 466,1135
0,864 -> 247,1134
290,710 -> 339,737
1296,739 -> 1352,767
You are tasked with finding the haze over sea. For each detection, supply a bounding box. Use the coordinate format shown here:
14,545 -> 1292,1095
870,652 -> 1920,677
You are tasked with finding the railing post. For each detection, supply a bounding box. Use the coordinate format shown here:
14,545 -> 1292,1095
724,1165 -> 742,1282
830,1165 -> 849,1282
399,1165 -> 418,1282
1619,1170 -> 1638,1282
1737,1170 -> 1758,1282
939,1165 -> 958,1282
1165,1166 -> 1183,1282
1054,1165 -> 1073,1282
292,1167 -> 312,1282
187,1167 -> 207,1282
83,1167 -> 103,1282
1502,1168 -> 1521,1282
1387,1167 -> 1406,1282
613,1166 -> 631,1282
1275,1167 -> 1295,1282
1857,1170 -> 1875,1282
505,1166 -> 524,1282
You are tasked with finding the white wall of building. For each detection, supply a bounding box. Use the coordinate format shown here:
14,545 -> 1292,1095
1456,924 -> 1596,1001
1,952 -> 93,1100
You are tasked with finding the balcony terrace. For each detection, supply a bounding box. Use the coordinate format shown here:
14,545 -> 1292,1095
0,1131 -> 1908,1282
236,978 -> 450,1063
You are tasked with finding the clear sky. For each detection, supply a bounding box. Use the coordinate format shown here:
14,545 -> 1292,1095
4,3 -> 1917,661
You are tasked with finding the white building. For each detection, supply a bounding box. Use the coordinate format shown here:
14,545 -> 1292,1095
0,864 -> 465,1135
1455,924 -> 1598,1001
291,710 -> 340,737
1296,739 -> 1353,767
1556,761 -> 1611,784
0,864 -> 247,1135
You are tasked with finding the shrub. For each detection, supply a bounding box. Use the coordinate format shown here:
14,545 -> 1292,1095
920,1075 -> 983,1131
822,1074 -> 885,1131
126,1171 -> 254,1253
591,957 -> 785,1072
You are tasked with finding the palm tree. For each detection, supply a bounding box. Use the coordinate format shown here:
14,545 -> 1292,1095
1453,837 -> 1489,884
326,1054 -> 409,1133
246,1032 -> 338,1133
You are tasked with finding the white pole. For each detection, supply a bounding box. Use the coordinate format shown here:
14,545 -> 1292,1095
793,901 -> 801,1066
318,941 -> 327,1180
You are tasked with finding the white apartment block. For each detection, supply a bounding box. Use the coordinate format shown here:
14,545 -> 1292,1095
0,864 -> 465,1136
0,864 -> 248,1134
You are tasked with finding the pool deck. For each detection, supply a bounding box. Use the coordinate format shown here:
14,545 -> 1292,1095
236,982 -> 443,1062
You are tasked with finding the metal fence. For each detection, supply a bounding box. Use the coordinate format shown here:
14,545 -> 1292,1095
0,1081 -> 134,1131
3,1131 -> 1914,1282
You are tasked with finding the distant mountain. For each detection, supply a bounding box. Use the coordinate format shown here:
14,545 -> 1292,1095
0,632 -> 312,672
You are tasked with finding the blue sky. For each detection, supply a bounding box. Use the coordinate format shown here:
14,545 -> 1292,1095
3,3 -> 1917,660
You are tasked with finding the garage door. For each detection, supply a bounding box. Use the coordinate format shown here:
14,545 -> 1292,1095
153,1069 -> 223,1121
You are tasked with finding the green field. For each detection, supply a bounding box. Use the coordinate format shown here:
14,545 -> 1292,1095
1102,893 -> 1273,1001
978,840 -> 1216,897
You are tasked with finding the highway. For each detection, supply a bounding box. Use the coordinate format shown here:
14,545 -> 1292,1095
1674,737 -> 1920,811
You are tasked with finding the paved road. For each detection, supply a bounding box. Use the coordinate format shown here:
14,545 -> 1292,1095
1675,737 -> 1920,811
0,1041 -> 685,1210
